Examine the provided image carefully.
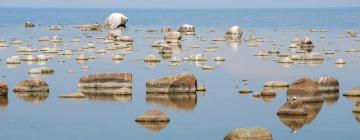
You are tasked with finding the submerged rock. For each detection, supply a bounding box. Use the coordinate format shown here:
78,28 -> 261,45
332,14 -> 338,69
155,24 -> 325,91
146,73 -> 197,93
277,97 -> 307,116
224,128 -> 273,140
144,55 -> 161,63
225,26 -> 243,41
287,78 -> 323,103
0,82 -> 8,96
105,13 -> 128,28
80,24 -> 101,31
13,80 -> 49,92
135,109 -> 170,122
78,73 -> 132,95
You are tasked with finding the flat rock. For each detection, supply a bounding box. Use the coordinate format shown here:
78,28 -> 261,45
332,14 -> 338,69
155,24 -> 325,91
344,87 -> 360,96
264,81 -> 289,87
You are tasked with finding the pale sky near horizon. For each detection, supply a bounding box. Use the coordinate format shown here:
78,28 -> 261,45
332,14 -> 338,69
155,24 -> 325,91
1,0 -> 360,8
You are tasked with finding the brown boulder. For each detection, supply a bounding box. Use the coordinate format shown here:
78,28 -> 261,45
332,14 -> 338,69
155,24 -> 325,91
353,102 -> 360,113
135,109 -> 170,122
277,97 -> 307,116
315,76 -> 339,92
0,82 -> 8,96
287,78 -> 323,103
13,80 -> 49,92
146,73 -> 197,93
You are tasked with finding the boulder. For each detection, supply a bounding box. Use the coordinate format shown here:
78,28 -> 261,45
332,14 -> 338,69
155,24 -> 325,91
164,31 -> 182,43
78,73 -> 132,95
135,109 -> 170,122
0,82 -> 8,96
25,21 -> 35,27
146,73 -> 197,93
315,76 -> 339,92
261,88 -> 276,97
300,36 -> 315,52
277,97 -> 307,116
105,13 -> 128,28
343,87 -> 360,96
225,26 -> 243,41
178,24 -> 195,35
224,128 -> 273,140
13,80 -> 49,92
287,78 -> 323,103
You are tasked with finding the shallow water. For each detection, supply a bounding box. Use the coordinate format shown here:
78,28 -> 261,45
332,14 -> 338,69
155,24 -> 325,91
0,8 -> 360,140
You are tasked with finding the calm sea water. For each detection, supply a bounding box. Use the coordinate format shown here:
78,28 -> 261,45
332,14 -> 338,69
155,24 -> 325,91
0,8 -> 360,140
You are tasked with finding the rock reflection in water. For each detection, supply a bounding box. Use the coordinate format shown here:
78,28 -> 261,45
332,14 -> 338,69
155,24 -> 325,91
136,121 -> 170,132
0,96 -> 8,108
353,113 -> 360,123
146,93 -> 197,111
278,102 -> 323,133
13,91 -> 49,104
79,88 -> 132,103
319,91 -> 339,105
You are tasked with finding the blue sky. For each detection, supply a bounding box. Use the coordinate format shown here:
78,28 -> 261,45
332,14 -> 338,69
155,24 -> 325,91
1,0 -> 360,8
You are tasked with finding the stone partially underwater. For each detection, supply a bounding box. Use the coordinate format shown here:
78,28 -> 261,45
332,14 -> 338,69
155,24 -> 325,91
135,109 -> 170,132
13,80 -> 50,104
78,73 -> 132,95
277,102 -> 323,132
287,78 -> 323,103
146,73 -> 198,93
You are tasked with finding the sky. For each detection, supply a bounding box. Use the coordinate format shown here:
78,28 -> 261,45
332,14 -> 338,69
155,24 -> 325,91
1,0 -> 360,8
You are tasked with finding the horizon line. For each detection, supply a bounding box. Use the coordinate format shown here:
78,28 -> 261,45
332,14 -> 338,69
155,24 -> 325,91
0,6 -> 360,9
